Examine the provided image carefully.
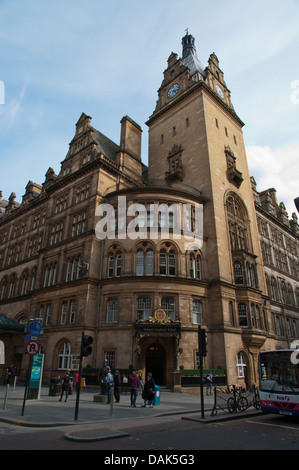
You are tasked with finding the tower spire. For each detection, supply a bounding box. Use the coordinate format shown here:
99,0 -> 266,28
181,31 -> 205,79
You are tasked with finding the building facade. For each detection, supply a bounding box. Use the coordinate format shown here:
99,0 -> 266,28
0,33 -> 298,388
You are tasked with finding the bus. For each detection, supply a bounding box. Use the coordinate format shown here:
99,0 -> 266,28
259,349 -> 299,417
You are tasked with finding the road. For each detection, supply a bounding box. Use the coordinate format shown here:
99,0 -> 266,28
0,412 -> 298,452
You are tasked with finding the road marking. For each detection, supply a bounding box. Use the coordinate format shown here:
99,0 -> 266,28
247,420 -> 299,432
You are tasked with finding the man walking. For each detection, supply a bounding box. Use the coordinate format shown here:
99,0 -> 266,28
206,371 -> 213,395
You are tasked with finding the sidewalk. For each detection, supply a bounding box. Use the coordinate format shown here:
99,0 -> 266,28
0,384 -> 261,442
0,384 -> 214,426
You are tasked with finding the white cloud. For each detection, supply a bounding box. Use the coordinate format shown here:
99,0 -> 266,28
246,144 -> 299,216
0,82 -> 27,136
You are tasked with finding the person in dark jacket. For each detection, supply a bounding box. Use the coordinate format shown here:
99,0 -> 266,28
141,372 -> 155,408
59,370 -> 71,402
114,370 -> 121,403
128,371 -> 140,407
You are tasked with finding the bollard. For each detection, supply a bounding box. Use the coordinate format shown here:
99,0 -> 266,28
3,384 -> 10,410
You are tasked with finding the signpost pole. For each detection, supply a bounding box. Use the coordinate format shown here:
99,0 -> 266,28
74,332 -> 84,421
198,326 -> 205,419
21,355 -> 33,416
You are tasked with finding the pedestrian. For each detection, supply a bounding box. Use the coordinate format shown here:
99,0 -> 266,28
141,372 -> 155,408
122,374 -> 128,392
206,371 -> 213,395
114,370 -> 121,403
59,370 -> 71,402
137,370 -> 144,403
128,370 -> 140,407
106,367 -> 114,404
74,372 -> 80,392
5,364 -> 16,385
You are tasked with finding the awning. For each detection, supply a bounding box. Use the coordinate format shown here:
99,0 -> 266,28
0,315 -> 25,335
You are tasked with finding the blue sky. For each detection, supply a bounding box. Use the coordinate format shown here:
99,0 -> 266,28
0,0 -> 299,216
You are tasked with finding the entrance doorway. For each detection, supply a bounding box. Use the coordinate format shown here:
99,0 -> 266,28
146,343 -> 165,386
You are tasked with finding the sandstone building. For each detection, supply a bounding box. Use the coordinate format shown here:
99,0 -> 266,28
0,33 -> 298,388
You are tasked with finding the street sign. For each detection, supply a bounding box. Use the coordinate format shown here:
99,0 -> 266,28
29,321 -> 42,336
29,354 -> 44,389
26,341 -> 40,356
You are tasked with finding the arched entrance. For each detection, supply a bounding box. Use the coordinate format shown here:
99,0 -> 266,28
236,351 -> 249,387
146,342 -> 166,386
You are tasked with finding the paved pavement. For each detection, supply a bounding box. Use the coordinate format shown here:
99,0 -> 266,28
0,384 -> 261,442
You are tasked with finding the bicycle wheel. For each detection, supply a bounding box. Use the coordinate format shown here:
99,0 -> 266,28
227,397 -> 236,413
253,395 -> 260,409
237,396 -> 248,411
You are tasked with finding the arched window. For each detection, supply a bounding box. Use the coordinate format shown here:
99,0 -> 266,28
20,270 -> 29,295
192,299 -> 202,324
57,342 -> 72,370
190,253 -> 201,279
270,277 -> 279,301
234,261 -> 243,284
236,352 -> 247,378
265,274 -> 271,299
287,284 -> 295,306
136,250 -> 144,276
226,194 -> 249,251
246,263 -> 256,288
30,267 -> 37,291
66,256 -> 81,282
8,273 -> 17,298
106,298 -> 118,323
145,249 -> 154,275
44,262 -> 57,287
238,303 -> 248,327
0,276 -> 8,300
280,280 -> 287,304
160,249 -> 176,276
136,248 -> 154,276
108,251 -> 122,278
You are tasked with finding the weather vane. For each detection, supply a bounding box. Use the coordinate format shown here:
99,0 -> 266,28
185,28 -> 189,35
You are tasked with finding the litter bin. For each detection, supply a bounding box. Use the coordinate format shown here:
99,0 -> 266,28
153,385 -> 160,406
48,377 -> 62,396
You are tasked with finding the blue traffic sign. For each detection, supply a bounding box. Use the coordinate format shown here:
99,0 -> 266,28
29,321 -> 42,336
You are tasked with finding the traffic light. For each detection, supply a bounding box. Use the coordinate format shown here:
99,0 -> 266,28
198,327 -> 207,357
81,334 -> 93,357
295,197 -> 299,213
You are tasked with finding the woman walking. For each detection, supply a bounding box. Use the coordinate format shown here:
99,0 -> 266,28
141,372 -> 155,408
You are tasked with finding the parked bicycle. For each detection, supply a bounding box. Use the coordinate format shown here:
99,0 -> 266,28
251,385 -> 261,410
226,385 -> 248,413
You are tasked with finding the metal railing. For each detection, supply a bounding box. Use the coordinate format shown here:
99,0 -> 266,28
211,384 -> 260,416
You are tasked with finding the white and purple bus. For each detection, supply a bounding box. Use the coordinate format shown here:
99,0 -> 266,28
259,349 -> 299,417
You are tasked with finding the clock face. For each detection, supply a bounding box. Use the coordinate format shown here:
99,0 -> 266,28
167,83 -> 180,99
215,84 -> 224,99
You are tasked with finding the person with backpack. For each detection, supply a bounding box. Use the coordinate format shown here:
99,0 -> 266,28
206,371 -> 213,395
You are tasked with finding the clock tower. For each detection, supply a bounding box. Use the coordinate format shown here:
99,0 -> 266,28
146,32 -> 269,379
